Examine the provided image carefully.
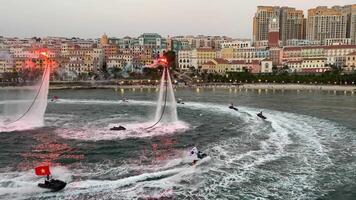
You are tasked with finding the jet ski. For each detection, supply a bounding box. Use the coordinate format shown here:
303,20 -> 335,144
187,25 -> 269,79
229,103 -> 238,111
257,112 -> 267,119
51,96 -> 59,102
229,105 -> 238,111
38,178 -> 66,192
190,147 -> 208,165
110,125 -> 126,131
197,151 -> 207,159
177,98 -> 184,104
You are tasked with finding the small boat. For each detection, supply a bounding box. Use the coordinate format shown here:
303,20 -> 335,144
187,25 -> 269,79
110,126 -> 126,131
38,178 -> 67,192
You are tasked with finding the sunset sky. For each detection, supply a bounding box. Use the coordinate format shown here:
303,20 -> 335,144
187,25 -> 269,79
0,0 -> 355,38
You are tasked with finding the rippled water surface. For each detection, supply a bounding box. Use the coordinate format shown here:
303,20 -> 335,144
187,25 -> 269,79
0,88 -> 355,199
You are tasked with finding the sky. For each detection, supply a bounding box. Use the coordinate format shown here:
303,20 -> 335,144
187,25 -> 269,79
0,0 -> 355,39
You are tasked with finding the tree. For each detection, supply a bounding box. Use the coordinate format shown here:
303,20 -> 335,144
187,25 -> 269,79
163,50 -> 176,70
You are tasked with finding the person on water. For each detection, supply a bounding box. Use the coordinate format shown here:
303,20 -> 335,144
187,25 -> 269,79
45,175 -> 50,184
190,147 -> 207,163
229,103 -> 238,111
177,98 -> 184,104
44,174 -> 53,185
258,111 -> 263,116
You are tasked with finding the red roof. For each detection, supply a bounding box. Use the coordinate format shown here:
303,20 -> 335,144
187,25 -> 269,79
197,47 -> 215,52
230,60 -> 246,64
324,45 -> 356,49
204,61 -> 215,65
347,51 -> 356,56
213,58 -> 229,64
287,60 -> 302,64
303,58 -> 326,61
284,45 -> 356,51
250,60 -> 261,65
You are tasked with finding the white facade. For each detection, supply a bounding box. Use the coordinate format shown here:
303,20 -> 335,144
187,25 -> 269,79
220,40 -> 252,49
260,60 -> 273,73
178,50 -> 192,70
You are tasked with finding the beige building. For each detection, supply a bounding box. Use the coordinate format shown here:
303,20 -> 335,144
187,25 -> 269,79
345,52 -> 356,71
0,58 -> 13,73
191,48 -> 217,70
253,6 -> 306,46
279,7 -> 306,46
349,5 -> 356,45
100,33 -> 109,46
301,58 -> 329,73
306,6 -> 348,45
253,6 -> 280,46
202,58 -> 245,74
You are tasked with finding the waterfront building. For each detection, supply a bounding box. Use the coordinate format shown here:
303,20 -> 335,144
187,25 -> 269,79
138,33 -> 166,49
178,50 -> 192,71
279,7 -> 306,46
306,6 -> 348,45
102,44 -> 119,59
325,38 -> 352,46
301,58 -> 329,73
107,56 -> 125,69
351,5 -> 356,45
253,6 -> 280,46
260,59 -> 273,73
345,51 -> 356,71
201,58 -> 267,75
191,48 -> 217,70
231,47 -> 270,63
269,47 -> 283,66
324,45 -> 356,67
0,56 -> 13,73
220,40 -> 251,49
285,39 -> 320,47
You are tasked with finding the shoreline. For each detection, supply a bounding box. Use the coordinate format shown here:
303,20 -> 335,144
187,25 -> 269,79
1,83 -> 355,92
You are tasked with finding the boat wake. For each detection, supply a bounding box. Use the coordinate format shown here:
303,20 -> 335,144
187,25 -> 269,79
2,98 -> 354,199
0,166 -> 72,200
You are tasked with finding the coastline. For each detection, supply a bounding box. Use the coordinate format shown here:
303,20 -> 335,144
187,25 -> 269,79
1,83 -> 355,92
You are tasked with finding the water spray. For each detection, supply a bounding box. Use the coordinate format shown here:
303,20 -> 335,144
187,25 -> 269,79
145,58 -> 170,130
4,51 -> 51,126
146,67 -> 169,130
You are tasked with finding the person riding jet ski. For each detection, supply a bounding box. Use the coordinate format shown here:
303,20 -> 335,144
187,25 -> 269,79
257,111 -> 267,119
177,98 -> 184,104
38,175 -> 67,192
51,96 -> 59,102
229,103 -> 238,111
122,97 -> 128,102
190,147 -> 207,165
35,165 -> 67,192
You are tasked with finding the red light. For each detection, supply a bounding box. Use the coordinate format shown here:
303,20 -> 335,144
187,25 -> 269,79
40,51 -> 48,58
158,57 -> 168,65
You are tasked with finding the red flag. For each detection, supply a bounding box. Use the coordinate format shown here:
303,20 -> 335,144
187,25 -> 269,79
35,165 -> 51,176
